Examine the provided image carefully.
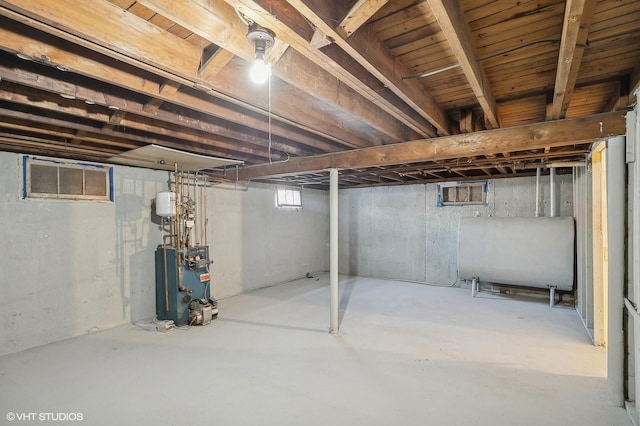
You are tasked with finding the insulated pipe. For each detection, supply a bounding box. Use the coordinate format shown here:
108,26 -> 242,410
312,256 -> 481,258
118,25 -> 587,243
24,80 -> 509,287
535,167 -> 541,217
550,167 -> 557,217
329,168 -> 339,334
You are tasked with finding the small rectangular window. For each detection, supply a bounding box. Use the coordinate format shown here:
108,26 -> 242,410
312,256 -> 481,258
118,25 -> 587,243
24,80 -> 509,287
438,181 -> 487,206
23,156 -> 113,202
276,188 -> 302,209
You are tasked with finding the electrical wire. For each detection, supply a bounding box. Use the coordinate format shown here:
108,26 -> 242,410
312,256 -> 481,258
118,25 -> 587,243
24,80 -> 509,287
235,8 -> 252,26
174,317 -> 195,330
265,75 -> 291,165
352,271 -> 459,288
133,316 -> 175,332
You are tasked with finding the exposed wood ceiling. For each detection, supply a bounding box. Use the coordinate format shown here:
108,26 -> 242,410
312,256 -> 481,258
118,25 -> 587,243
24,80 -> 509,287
0,0 -> 636,189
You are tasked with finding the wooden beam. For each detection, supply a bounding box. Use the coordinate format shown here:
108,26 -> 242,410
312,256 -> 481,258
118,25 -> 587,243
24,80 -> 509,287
143,79 -> 181,113
459,109 -> 474,133
281,0 -> 449,136
630,62 -> 640,107
0,18 -> 361,151
0,106 -> 266,161
138,0 -> 409,142
224,0 -> 439,137
337,0 -> 389,38
0,73 -> 316,158
265,39 -> 289,64
428,0 -> 500,129
102,111 -> 126,132
310,27 -> 331,49
70,130 -> 87,145
0,3 -> 378,149
198,46 -> 235,81
603,77 -> 629,113
0,135 -> 119,160
548,0 -> 596,120
236,112 -> 627,180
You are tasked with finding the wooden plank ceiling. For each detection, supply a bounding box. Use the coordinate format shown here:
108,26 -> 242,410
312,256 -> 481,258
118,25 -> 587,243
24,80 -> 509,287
0,0 -> 636,189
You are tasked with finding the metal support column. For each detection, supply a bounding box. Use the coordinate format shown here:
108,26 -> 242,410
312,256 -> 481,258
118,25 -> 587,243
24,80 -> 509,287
329,168 -> 339,334
535,167 -> 541,217
550,167 -> 557,217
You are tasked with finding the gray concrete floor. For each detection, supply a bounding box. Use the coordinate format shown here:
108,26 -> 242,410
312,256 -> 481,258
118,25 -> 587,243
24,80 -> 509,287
0,275 -> 631,426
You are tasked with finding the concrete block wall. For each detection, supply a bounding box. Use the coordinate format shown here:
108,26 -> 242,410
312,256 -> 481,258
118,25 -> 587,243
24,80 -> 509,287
338,174 -> 573,285
0,152 -> 329,356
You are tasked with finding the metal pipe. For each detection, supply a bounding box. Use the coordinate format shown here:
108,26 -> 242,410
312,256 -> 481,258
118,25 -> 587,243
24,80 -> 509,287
549,286 -> 555,308
550,167 -> 556,217
175,165 -> 183,291
329,168 -> 339,334
204,177 -> 208,247
522,160 -> 587,169
535,167 -> 541,217
471,277 -> 478,297
161,222 -> 176,312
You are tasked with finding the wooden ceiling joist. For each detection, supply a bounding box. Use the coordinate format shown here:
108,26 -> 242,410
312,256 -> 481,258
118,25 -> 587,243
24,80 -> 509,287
337,0 -> 390,38
0,25 -> 360,153
0,0 -> 637,189
0,62 -> 318,158
198,46 -> 235,81
0,3 -> 378,150
0,104 -> 269,162
427,0 -> 500,129
224,0 -> 441,138
136,0 -> 410,143
548,0 -> 596,120
284,0 -> 451,136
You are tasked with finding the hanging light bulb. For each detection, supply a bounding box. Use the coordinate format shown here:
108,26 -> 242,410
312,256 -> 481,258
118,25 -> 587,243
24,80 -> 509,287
246,24 -> 275,85
250,53 -> 271,84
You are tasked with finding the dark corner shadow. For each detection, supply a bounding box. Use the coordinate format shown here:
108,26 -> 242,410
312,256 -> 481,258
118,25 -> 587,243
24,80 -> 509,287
338,277 -> 357,328
217,317 -> 327,334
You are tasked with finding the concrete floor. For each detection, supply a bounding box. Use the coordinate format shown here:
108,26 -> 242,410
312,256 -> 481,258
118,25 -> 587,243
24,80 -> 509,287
0,275 -> 631,426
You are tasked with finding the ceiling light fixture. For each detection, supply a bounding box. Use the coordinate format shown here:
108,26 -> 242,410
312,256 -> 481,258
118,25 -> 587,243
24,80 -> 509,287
246,24 -> 275,84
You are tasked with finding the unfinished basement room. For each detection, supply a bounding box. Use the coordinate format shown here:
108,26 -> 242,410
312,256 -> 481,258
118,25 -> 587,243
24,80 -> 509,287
1,1 -> 640,425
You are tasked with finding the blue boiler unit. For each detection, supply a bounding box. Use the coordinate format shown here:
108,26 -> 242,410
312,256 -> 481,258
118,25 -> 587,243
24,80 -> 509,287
155,245 -> 217,326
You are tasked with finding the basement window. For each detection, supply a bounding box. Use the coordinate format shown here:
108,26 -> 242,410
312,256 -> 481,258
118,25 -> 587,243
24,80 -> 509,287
23,155 -> 114,202
275,187 -> 302,209
437,181 -> 487,206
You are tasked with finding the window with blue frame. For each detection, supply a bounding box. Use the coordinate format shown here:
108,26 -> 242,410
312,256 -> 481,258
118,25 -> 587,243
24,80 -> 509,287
437,181 -> 487,206
23,155 -> 114,202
